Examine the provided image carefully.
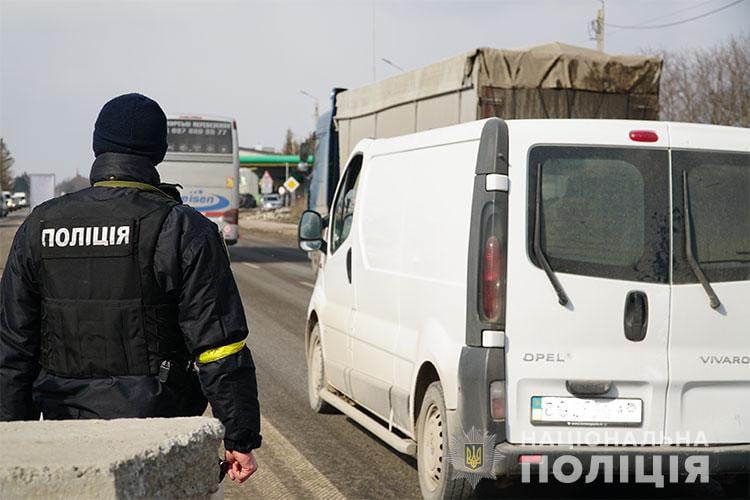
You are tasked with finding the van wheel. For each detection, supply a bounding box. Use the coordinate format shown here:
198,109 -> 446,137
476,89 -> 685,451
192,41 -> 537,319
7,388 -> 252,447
417,382 -> 472,500
307,324 -> 334,413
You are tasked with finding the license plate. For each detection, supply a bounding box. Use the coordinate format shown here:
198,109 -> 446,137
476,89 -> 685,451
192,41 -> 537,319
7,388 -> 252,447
531,396 -> 643,426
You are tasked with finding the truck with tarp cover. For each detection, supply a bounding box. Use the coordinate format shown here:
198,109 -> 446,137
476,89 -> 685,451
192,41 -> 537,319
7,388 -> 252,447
308,43 -> 662,215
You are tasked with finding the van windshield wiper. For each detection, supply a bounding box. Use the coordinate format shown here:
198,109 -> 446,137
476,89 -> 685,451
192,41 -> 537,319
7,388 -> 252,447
682,171 -> 721,309
534,163 -> 570,306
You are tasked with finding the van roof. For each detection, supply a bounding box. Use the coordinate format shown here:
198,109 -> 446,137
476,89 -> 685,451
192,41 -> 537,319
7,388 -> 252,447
367,119 -> 491,158
506,118 -> 749,132
507,119 -> 750,152
359,119 -> 749,158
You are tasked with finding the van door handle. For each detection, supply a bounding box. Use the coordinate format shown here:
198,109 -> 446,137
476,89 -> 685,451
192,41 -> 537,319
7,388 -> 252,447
566,380 -> 612,396
346,248 -> 352,284
624,291 -> 648,342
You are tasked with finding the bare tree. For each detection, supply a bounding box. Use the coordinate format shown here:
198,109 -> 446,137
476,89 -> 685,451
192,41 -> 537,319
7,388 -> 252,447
12,173 -> 30,194
282,128 -> 299,155
659,34 -> 750,127
55,174 -> 89,196
0,138 -> 14,190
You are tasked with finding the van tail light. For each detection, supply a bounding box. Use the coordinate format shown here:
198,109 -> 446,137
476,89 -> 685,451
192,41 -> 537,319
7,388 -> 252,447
490,381 -> 505,420
482,236 -> 503,320
629,130 -> 658,142
477,192 -> 508,326
222,209 -> 239,225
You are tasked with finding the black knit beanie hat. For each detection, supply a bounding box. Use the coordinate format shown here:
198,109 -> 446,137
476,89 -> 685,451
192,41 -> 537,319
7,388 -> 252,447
93,93 -> 168,165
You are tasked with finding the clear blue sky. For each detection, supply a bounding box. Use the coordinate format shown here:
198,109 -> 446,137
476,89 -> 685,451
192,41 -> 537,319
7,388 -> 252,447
1,0 -> 748,180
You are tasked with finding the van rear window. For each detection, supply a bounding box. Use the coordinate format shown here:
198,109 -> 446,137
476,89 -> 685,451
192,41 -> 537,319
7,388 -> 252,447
528,147 -> 669,283
672,150 -> 750,284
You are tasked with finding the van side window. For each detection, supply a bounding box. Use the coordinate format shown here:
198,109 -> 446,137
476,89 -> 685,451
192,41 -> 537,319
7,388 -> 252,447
528,146 -> 669,283
330,155 -> 363,254
672,150 -> 750,284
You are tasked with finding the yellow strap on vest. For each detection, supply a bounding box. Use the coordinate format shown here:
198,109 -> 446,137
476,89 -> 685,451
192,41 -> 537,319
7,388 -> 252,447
197,340 -> 246,364
94,180 -> 168,197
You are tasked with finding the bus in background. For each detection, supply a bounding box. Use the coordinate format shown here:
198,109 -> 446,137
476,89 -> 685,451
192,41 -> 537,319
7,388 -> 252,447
159,115 -> 240,245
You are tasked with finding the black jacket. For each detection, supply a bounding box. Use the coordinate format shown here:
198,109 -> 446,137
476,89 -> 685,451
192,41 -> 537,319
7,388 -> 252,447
0,153 -> 261,451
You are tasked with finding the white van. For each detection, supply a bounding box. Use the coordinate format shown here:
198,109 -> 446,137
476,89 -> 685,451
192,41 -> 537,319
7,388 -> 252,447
298,118 -> 750,498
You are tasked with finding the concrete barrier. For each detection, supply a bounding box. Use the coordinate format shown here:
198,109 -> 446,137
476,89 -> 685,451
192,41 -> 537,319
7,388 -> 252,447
0,417 -> 224,499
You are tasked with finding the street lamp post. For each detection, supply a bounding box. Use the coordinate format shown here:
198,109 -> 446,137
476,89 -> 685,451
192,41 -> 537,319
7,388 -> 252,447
381,57 -> 404,72
300,90 -> 319,124
298,90 -> 320,206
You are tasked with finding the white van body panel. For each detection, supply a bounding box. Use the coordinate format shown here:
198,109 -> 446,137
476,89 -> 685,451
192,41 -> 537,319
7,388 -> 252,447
316,142 -> 374,398
312,122 -> 487,434
355,135 -> 481,426
503,120 -> 672,445
665,122 -> 750,444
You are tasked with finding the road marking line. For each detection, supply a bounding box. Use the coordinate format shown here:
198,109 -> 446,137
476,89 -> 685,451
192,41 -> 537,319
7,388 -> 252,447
300,281 -> 315,289
225,416 -> 345,500
242,262 -> 261,270
224,447 -> 294,500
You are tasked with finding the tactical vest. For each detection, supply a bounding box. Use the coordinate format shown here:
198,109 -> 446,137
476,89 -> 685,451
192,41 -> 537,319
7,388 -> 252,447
33,185 -> 188,378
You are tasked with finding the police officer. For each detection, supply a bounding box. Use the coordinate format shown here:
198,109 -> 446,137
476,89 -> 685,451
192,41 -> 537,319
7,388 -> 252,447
0,93 -> 260,483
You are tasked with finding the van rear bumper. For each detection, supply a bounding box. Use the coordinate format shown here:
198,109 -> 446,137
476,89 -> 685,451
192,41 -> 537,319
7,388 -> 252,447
492,442 -> 750,477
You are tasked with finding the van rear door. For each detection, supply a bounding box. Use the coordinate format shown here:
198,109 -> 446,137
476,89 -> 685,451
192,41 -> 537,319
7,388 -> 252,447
665,125 -> 750,445
504,122 -> 671,446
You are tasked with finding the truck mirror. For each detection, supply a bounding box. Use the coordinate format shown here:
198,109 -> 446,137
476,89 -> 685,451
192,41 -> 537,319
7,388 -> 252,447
299,142 -> 310,163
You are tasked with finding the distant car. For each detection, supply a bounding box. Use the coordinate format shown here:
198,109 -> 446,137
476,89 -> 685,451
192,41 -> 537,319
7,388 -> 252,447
261,194 -> 283,210
11,192 -> 28,208
2,191 -> 14,212
240,193 -> 257,209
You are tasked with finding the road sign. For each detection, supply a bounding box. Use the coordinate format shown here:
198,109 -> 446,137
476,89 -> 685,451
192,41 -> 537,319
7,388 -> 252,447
260,170 -> 274,194
283,176 -> 300,193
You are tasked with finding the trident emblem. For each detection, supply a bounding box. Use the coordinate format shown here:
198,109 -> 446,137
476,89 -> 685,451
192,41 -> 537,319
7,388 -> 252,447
464,443 -> 483,470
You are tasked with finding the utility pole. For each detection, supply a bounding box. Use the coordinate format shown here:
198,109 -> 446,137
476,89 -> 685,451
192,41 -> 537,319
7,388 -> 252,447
589,1 -> 605,52
371,0 -> 376,82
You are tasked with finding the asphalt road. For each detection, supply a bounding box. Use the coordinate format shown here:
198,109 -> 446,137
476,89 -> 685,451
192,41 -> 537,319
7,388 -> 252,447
223,229 -> 421,500
0,209 -> 28,272
222,227 -> 743,500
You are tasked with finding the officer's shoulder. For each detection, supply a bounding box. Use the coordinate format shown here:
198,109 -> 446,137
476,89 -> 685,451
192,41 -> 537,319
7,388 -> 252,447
167,204 -> 219,235
27,188 -> 94,220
